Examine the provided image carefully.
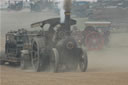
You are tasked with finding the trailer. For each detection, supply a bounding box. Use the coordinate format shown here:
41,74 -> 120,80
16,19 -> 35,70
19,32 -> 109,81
0,29 -> 39,65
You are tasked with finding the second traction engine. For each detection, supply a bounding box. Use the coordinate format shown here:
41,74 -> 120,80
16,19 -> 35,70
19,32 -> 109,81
21,0 -> 88,72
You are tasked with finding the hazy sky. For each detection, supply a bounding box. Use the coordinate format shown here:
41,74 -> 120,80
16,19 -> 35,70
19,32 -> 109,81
55,0 -> 97,2
0,0 -> 97,2
0,0 -> 97,4
76,0 -> 97,2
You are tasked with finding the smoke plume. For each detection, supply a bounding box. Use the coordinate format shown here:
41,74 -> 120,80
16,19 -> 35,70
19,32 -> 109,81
59,0 -> 65,23
58,0 -> 72,23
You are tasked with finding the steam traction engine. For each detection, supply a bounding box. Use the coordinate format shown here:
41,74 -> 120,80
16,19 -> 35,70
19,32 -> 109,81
83,21 -> 111,50
0,17 -> 88,72
0,0 -> 88,72
26,14 -> 88,72
0,16 -> 88,72
72,21 -> 111,50
23,0 -> 88,72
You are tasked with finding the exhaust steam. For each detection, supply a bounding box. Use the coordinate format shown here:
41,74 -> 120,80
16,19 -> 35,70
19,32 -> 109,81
58,0 -> 72,23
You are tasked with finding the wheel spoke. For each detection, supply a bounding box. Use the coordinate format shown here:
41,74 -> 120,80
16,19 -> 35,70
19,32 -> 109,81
31,41 -> 40,71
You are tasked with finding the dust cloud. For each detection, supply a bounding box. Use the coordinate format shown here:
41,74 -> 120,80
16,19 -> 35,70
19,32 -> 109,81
0,10 -> 128,72
0,1 -> 128,85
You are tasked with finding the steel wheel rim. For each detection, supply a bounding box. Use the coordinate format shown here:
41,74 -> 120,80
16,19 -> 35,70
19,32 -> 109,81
79,51 -> 88,72
32,42 -> 40,71
80,56 -> 86,71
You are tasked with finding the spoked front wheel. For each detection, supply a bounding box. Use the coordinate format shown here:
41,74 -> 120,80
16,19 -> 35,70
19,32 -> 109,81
49,48 -> 59,72
79,51 -> 88,72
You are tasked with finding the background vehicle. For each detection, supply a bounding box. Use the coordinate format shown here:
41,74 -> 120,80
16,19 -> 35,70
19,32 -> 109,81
0,29 -> 39,65
72,21 -> 111,50
72,1 -> 92,17
8,1 -> 23,11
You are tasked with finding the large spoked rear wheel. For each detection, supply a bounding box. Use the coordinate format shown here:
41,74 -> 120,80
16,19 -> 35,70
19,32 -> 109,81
79,51 -> 88,72
31,42 -> 41,72
49,48 -> 59,72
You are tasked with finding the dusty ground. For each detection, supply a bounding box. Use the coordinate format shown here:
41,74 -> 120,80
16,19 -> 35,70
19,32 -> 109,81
0,10 -> 128,85
1,66 -> 128,85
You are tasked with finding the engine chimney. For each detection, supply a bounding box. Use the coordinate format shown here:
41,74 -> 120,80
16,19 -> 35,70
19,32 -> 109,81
64,0 -> 72,32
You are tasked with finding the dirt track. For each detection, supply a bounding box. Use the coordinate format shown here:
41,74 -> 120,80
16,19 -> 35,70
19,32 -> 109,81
0,10 -> 128,85
1,66 -> 128,85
